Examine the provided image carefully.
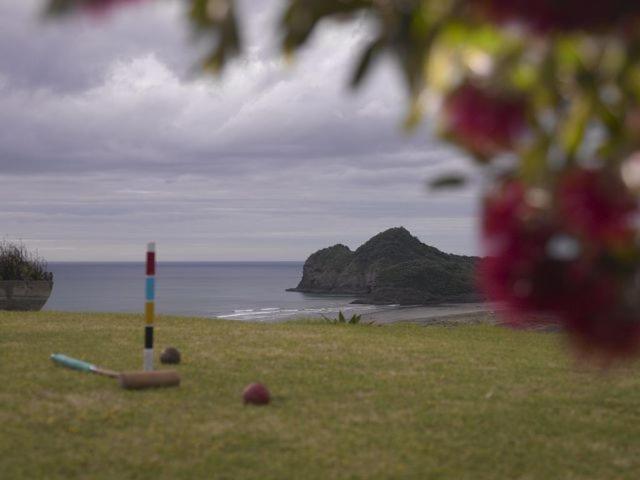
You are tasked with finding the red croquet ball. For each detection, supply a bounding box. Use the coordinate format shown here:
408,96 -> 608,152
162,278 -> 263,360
242,383 -> 270,405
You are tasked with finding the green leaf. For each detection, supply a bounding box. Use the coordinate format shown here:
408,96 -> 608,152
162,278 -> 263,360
189,0 -> 242,74
428,174 -> 467,190
351,39 -> 384,88
44,0 -> 76,15
560,94 -> 592,160
520,133 -> 551,183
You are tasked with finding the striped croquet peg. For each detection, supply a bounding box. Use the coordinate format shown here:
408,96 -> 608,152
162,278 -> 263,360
144,242 -> 156,372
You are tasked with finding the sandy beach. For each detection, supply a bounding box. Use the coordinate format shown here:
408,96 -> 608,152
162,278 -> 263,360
360,303 -> 502,326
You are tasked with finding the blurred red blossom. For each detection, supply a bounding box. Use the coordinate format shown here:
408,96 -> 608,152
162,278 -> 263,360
480,174 -> 640,357
443,83 -> 527,160
472,0 -> 640,33
558,168 -> 637,244
480,180 -> 610,317
566,306 -> 640,360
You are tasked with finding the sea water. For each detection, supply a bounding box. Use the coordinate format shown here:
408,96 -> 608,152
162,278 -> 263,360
44,262 -> 392,321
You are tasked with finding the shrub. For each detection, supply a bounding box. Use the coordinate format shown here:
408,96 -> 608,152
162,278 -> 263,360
0,241 -> 52,282
322,311 -> 364,325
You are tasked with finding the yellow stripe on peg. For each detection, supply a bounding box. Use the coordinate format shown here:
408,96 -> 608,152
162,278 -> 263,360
145,301 -> 155,325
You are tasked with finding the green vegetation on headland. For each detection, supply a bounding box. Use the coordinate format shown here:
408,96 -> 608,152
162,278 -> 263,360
2,311 -> 639,479
289,227 -> 478,304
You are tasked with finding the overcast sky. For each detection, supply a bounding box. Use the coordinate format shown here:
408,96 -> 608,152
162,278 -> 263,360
0,0 -> 480,261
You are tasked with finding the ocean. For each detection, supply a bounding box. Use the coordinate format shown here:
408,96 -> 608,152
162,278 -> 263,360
44,262 -> 391,321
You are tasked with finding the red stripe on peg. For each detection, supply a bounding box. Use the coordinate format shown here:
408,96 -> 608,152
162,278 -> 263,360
146,252 -> 156,276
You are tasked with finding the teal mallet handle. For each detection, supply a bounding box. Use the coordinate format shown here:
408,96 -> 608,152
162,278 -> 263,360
50,353 -> 95,373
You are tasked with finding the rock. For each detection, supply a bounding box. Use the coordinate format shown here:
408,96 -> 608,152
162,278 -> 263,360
286,244 -> 355,293
289,227 -> 479,305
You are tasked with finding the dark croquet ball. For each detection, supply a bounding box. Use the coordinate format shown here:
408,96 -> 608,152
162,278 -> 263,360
242,383 -> 270,405
160,347 -> 181,364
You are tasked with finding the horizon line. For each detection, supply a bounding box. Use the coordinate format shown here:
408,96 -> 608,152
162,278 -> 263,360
46,259 -> 305,263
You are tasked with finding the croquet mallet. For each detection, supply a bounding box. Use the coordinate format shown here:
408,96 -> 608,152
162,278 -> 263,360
50,353 -> 180,390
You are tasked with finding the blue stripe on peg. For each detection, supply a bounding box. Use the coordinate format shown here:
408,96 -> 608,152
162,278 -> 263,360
146,277 -> 155,301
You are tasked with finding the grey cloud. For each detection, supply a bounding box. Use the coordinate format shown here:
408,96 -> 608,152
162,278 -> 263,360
0,1 -> 197,92
0,0 -> 480,261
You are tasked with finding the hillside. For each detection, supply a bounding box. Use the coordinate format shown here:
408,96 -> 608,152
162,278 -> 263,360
288,227 -> 479,304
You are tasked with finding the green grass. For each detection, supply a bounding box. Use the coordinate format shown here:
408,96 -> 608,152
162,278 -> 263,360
1,311 -> 639,479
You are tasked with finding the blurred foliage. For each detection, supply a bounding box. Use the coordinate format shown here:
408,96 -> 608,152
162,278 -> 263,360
188,0 -> 241,73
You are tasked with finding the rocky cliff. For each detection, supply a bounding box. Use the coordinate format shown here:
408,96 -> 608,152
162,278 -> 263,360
288,227 -> 479,305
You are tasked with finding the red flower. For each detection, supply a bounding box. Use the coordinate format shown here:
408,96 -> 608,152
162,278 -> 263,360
443,83 -> 526,159
478,177 -> 640,358
558,168 -> 637,243
481,180 -> 528,237
472,0 -> 640,33
479,180 -> 608,317
565,307 -> 640,360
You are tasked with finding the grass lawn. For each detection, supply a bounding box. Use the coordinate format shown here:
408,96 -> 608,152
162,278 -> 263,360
1,311 -> 639,479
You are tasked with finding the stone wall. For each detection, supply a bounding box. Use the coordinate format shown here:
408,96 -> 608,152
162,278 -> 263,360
0,280 -> 53,311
